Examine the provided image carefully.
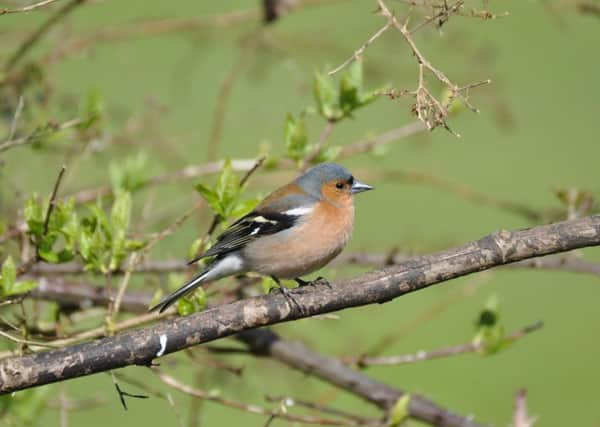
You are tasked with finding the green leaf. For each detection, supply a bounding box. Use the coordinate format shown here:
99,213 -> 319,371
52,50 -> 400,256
313,71 -> 339,120
110,191 -> 132,233
187,237 -> 205,262
262,277 -> 277,294
193,288 -> 207,311
79,87 -> 104,130
215,158 -> 241,218
108,191 -> 133,271
24,195 -> 44,238
0,256 -> 17,295
339,61 -> 363,115
388,394 -> 411,426
473,295 -> 506,355
125,240 -> 146,251
7,280 -> 38,296
229,197 -> 260,220
195,183 -> 223,217
109,152 -> 147,192
314,145 -> 341,163
177,298 -> 195,316
38,247 -> 59,263
284,114 -> 309,162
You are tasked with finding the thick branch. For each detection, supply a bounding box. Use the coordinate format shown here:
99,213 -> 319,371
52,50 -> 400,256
1,215 -> 599,395
238,329 -> 485,427
18,279 -> 485,426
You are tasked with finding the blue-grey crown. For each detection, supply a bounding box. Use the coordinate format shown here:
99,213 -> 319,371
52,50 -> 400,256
295,163 -> 352,198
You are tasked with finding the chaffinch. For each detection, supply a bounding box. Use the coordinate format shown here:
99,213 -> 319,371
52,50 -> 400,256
151,162 -> 373,313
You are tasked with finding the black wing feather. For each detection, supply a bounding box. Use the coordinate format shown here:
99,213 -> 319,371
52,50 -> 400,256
188,211 -> 298,263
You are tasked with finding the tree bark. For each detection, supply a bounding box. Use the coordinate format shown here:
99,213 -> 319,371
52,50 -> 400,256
1,214 -> 598,399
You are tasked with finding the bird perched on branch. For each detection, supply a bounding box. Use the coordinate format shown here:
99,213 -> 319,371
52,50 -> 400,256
150,162 -> 373,313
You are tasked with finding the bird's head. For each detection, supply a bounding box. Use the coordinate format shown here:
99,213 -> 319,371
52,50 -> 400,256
296,163 -> 373,202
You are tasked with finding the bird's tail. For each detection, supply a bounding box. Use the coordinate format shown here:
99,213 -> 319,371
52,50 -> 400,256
149,254 -> 245,314
149,267 -> 210,313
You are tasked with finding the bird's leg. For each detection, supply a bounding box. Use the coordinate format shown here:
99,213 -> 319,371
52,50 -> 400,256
270,276 -> 305,315
313,276 -> 332,289
294,276 -> 332,289
294,277 -> 311,287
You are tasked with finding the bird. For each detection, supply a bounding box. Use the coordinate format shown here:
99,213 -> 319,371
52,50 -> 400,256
150,162 -> 373,313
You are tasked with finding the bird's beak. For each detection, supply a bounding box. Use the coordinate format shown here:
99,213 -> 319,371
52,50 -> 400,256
350,179 -> 374,194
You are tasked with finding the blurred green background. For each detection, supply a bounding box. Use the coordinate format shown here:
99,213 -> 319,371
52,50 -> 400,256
1,0 -> 599,426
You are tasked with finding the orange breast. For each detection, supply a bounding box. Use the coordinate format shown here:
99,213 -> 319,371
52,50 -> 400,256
243,198 -> 354,279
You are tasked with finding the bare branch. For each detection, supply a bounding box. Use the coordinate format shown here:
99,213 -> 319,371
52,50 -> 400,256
303,121 -> 336,167
0,0 -> 63,16
0,215 -> 598,395
42,165 -> 67,237
4,0 -> 86,71
238,328 -> 486,427
513,389 -> 537,427
155,369 -> 368,426
338,121 -> 426,158
328,20 -> 393,75
348,321 -> 543,367
0,118 -> 83,154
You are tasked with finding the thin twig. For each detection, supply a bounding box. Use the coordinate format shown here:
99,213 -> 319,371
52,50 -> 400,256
265,395 -> 379,425
154,370 -> 367,426
0,118 -> 83,153
349,321 -> 543,367
0,0 -> 63,15
0,310 -> 171,359
339,121 -> 426,157
513,389 -> 537,427
206,49 -> 251,161
4,0 -> 86,71
375,0 -> 489,130
1,215 -> 598,393
6,95 -> 24,142
42,165 -> 67,236
328,20 -> 392,75
22,251 -> 600,279
0,329 -> 60,349
16,165 -> 67,276
111,371 -> 148,411
239,155 -> 266,187
303,121 -> 336,167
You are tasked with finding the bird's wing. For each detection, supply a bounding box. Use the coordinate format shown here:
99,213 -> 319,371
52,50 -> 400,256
188,210 -> 300,263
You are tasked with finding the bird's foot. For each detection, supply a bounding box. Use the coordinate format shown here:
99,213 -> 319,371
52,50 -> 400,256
270,276 -> 306,315
278,285 -> 306,316
295,276 -> 332,289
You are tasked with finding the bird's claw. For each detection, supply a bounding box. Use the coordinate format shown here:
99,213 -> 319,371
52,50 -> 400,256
295,276 -> 332,289
313,276 -> 332,289
278,285 -> 307,316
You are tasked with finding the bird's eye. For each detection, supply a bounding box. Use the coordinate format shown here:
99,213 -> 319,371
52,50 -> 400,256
335,182 -> 345,189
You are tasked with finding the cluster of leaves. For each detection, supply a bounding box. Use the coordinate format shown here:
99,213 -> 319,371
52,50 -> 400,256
172,160 -> 261,314
79,191 -> 145,273
194,158 -> 260,223
314,60 -> 380,122
109,152 -> 148,193
25,196 -> 78,264
472,295 -> 511,355
284,60 -> 381,164
0,256 -> 37,298
1,87 -> 103,151
24,191 -> 144,275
